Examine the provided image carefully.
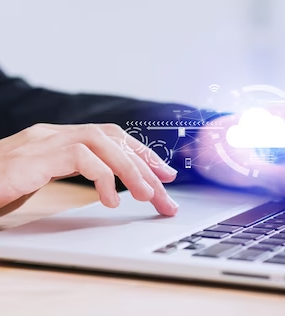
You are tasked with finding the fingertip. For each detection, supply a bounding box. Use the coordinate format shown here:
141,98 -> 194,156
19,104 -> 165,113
97,188 -> 121,208
151,193 -> 179,217
159,173 -> 178,183
156,206 -> 178,217
100,197 -> 120,209
161,164 -> 178,176
167,207 -> 178,217
154,166 -> 178,183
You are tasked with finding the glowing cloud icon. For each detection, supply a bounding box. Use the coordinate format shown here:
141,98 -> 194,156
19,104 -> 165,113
226,108 -> 285,148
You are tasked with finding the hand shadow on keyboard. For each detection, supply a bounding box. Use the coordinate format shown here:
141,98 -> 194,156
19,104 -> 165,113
9,215 -> 165,235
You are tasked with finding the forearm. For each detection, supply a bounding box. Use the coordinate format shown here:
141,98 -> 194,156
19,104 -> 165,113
0,71 -> 145,137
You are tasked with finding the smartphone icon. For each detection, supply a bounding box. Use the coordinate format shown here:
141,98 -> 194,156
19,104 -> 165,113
185,158 -> 192,169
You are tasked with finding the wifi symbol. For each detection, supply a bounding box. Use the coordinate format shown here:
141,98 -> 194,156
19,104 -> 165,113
209,84 -> 220,93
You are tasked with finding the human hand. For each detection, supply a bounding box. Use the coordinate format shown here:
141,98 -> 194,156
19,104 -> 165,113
195,109 -> 285,196
0,123 -> 179,217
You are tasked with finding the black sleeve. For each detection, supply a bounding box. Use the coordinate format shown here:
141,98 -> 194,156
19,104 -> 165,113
0,69 -> 221,188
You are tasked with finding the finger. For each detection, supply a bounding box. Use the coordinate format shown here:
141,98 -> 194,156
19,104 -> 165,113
1,144 -> 120,209
25,128 -> 155,202
111,137 -> 179,216
46,144 -> 122,208
99,124 -> 178,182
36,123 -> 178,182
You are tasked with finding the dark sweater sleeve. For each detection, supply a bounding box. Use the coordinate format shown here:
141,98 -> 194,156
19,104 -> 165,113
0,69 -> 222,188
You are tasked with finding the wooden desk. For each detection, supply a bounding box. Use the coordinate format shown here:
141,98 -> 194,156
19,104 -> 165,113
0,182 -> 284,316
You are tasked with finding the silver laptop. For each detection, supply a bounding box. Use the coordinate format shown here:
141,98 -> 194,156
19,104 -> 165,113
0,184 -> 284,290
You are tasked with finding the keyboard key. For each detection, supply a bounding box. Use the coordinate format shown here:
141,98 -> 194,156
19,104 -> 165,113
179,236 -> 202,243
218,201 -> 285,227
272,218 -> 285,223
221,238 -> 254,246
264,218 -> 285,225
250,244 -> 280,252
261,221 -> 285,230
184,243 -> 205,250
192,231 -> 229,239
260,238 -> 285,246
265,256 -> 285,265
154,247 -> 176,254
243,228 -> 275,235
254,223 -> 282,230
233,233 -> 264,240
230,249 -> 269,261
166,242 -> 179,247
274,213 -> 285,219
204,225 -> 242,234
193,243 -> 241,258
271,233 -> 285,240
166,242 -> 190,250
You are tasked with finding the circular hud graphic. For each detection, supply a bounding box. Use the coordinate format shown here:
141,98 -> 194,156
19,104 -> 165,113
121,127 -> 148,155
211,84 -> 285,177
145,140 -> 173,168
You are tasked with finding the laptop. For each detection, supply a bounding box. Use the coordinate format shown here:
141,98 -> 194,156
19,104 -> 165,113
0,183 -> 284,290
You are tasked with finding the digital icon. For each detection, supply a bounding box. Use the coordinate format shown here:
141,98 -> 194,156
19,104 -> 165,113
209,84 -> 220,93
231,90 -> 240,98
178,127 -> 186,137
145,140 -> 173,168
226,108 -> 285,148
205,84 -> 285,178
185,158 -> 192,169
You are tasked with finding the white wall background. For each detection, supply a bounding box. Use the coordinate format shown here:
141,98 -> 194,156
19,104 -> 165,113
1,0 -> 285,107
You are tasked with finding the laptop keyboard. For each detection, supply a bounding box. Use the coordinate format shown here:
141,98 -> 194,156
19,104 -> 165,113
153,200 -> 285,265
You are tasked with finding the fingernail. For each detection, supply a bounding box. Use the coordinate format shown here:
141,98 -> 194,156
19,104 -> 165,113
112,191 -> 121,206
142,179 -> 155,197
167,194 -> 179,212
163,164 -> 178,176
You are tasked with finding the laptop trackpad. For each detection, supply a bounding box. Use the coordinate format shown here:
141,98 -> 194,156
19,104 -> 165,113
0,186 -> 270,255
52,185 -> 269,229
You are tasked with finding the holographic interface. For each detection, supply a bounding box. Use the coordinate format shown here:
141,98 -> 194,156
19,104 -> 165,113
122,84 -> 285,178
122,109 -> 225,169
